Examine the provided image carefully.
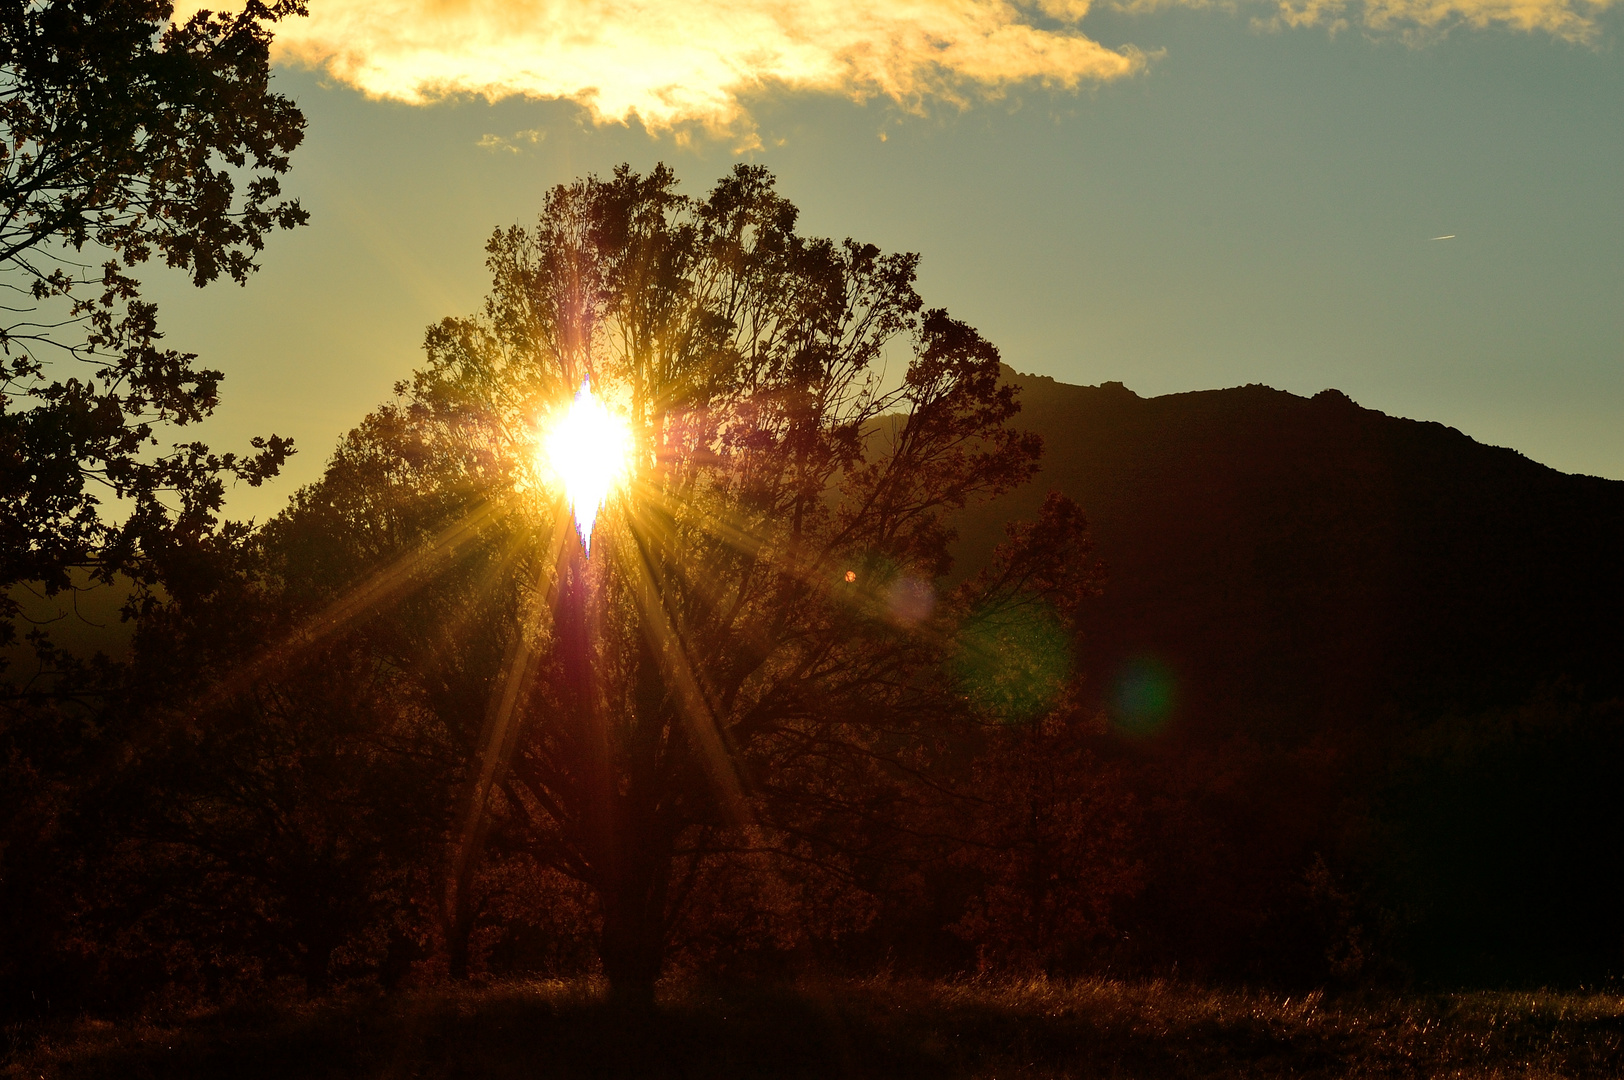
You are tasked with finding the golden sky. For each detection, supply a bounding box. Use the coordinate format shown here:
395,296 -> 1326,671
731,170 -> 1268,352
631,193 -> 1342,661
159,0 -> 1624,513
176,0 -> 1613,134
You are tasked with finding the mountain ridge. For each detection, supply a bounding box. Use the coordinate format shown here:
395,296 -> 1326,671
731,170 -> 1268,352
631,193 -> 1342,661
956,368 -> 1624,742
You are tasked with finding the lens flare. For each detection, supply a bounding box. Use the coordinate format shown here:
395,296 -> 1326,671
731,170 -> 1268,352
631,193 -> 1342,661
887,575 -> 936,626
1111,657 -> 1176,736
543,378 -> 633,554
954,600 -> 1071,723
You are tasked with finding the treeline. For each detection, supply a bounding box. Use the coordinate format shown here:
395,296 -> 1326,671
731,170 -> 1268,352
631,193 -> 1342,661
0,400 -> 1112,1014
10,357 -> 1624,1016
7,470 -> 1622,1019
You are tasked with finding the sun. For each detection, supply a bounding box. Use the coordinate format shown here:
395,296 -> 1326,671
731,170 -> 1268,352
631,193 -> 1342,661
542,377 -> 634,553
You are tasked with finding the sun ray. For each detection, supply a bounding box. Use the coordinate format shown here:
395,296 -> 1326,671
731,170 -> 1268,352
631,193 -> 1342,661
414,519 -> 535,667
629,476 -> 949,641
617,518 -> 753,826
627,477 -> 768,561
448,500 -> 574,928
201,496 -> 512,707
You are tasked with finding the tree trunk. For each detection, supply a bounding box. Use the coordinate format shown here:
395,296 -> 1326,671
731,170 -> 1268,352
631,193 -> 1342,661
557,538 -> 676,1010
600,881 -> 665,1010
447,899 -> 476,981
300,927 -> 338,996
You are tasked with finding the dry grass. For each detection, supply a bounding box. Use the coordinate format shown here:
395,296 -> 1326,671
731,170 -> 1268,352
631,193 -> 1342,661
6,976 -> 1624,1078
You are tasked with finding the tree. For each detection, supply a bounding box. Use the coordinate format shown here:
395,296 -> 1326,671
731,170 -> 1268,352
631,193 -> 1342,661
255,163 -> 1092,1005
112,593 -> 450,995
0,0 -> 306,1016
941,503 -> 1141,975
0,0 -> 305,655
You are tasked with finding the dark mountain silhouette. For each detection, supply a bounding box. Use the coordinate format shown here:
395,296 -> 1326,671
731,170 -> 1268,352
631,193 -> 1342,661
958,371 -> 1624,741
946,372 -> 1624,984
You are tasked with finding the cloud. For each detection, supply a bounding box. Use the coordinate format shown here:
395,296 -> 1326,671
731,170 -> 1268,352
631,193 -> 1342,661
177,0 -> 1613,135
1250,0 -> 1615,39
174,0 -> 1144,132
477,128 -> 546,153
1112,0 -> 1617,39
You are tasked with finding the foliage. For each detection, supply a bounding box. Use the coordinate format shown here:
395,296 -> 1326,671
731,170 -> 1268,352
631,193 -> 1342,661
0,0 -> 305,649
231,162 -> 1095,1002
78,425 -> 519,998
0,0 -> 307,1019
950,709 -> 1141,975
1369,691 -> 1624,984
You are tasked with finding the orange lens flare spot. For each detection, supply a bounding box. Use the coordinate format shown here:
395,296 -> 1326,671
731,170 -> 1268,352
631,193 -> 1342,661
542,378 -> 633,553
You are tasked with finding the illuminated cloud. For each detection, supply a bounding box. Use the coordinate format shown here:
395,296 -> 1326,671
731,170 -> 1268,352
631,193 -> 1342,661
1116,0 -> 1616,39
176,0 -> 1613,137
175,0 -> 1144,132
1253,0 -> 1615,39
477,128 -> 546,153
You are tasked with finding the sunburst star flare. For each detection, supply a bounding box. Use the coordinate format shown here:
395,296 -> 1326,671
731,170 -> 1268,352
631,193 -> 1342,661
543,378 -> 634,554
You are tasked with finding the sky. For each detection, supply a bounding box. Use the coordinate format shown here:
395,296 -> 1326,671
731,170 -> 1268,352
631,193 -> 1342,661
153,0 -> 1624,522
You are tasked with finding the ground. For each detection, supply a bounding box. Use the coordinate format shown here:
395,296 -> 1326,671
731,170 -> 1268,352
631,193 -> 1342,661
7,977 -> 1624,1078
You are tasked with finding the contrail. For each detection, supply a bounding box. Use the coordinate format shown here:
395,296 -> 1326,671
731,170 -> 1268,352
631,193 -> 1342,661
1431,234 -> 1456,241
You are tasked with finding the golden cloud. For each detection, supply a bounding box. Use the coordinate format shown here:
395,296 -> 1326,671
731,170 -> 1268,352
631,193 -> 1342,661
175,0 -> 1144,131
176,0 -> 1613,136
1253,0 -> 1615,39
477,128 -> 546,153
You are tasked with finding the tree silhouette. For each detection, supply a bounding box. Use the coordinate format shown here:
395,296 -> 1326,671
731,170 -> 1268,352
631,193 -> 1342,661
0,0 -> 307,1016
255,164 -> 1089,1004
0,0 -> 305,654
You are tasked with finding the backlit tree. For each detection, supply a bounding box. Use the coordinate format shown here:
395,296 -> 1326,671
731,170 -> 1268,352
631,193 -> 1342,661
264,164 -> 1090,1003
0,0 -> 306,650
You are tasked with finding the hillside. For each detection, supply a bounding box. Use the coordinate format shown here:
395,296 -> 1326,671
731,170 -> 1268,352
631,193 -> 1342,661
959,372 -> 1624,741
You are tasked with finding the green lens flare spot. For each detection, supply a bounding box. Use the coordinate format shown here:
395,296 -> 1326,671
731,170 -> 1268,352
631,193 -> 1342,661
1111,657 -> 1176,735
954,600 -> 1071,723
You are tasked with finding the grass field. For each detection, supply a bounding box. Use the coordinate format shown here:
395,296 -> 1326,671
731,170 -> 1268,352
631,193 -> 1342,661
7,977 -> 1624,1078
